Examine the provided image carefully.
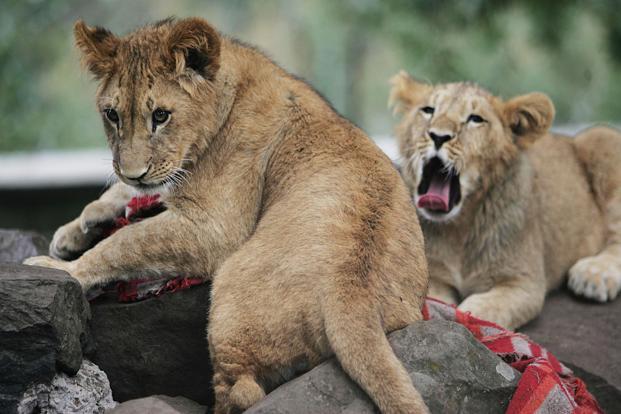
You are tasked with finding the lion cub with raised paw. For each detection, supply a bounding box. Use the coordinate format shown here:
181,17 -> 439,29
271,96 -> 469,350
24,19 -> 430,414
390,70 -> 621,330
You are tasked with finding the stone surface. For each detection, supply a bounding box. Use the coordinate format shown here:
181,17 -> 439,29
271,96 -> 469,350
17,359 -> 116,414
246,320 -> 519,414
0,264 -> 90,414
0,229 -> 48,263
109,395 -> 206,414
88,283 -> 213,406
521,287 -> 621,389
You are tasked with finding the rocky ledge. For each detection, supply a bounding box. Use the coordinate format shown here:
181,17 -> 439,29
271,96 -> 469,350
246,320 -> 519,414
88,284 -> 214,406
0,229 -> 48,264
3,229 -> 620,413
0,263 -> 91,413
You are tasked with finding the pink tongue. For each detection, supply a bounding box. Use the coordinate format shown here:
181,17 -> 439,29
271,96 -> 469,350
417,176 -> 450,212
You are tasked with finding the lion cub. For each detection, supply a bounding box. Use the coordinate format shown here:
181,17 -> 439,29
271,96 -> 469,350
390,71 -> 621,330
24,19 -> 429,413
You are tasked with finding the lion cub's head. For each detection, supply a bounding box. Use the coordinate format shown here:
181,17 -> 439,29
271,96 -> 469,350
389,71 -> 555,223
74,18 -> 223,193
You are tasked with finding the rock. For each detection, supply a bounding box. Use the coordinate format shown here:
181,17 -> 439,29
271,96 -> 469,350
246,320 -> 519,414
88,283 -> 213,406
17,359 -> 116,414
0,264 -> 90,414
0,229 -> 48,263
109,395 -> 206,414
521,288 -> 621,389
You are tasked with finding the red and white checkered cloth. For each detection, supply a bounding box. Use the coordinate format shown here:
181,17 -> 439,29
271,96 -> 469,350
89,196 -> 603,414
423,298 -> 602,414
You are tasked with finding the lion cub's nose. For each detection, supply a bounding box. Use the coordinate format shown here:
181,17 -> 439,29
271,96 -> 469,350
120,166 -> 150,181
429,130 -> 454,149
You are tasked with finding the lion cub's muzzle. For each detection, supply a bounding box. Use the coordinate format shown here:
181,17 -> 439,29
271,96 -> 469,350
115,163 -> 160,190
416,157 -> 461,214
119,165 -> 150,182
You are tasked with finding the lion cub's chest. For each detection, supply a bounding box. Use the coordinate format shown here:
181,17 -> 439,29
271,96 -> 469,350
424,229 -> 463,284
424,226 -> 494,297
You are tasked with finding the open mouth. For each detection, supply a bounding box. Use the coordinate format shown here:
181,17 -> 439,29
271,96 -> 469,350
417,157 -> 461,214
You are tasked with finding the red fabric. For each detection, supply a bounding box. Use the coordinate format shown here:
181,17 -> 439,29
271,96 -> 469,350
125,194 -> 162,218
423,298 -> 602,414
115,275 -> 204,303
94,193 -> 205,302
95,196 -> 602,413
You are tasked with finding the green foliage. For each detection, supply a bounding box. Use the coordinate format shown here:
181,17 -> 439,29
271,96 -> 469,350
1,0 -> 620,152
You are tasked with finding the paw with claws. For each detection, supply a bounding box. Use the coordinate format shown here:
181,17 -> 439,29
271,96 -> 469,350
568,254 -> 621,302
50,200 -> 123,260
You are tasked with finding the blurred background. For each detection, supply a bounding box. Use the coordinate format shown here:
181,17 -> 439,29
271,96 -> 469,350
2,0 -> 621,235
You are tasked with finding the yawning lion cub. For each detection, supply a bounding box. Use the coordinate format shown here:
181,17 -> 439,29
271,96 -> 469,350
24,19 -> 429,413
391,71 -> 621,330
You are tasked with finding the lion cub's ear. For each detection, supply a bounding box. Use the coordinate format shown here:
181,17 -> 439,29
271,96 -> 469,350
167,18 -> 221,81
74,20 -> 120,79
503,92 -> 555,148
388,71 -> 432,116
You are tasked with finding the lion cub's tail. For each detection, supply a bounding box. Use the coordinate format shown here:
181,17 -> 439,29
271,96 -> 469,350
323,296 -> 429,414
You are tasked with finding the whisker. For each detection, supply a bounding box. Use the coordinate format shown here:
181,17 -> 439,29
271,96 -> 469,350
104,172 -> 118,189
170,171 -> 186,189
176,174 -> 189,187
162,176 -> 174,194
172,167 -> 192,185
170,174 -> 182,188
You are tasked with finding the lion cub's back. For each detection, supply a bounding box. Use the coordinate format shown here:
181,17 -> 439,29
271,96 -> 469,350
263,105 -> 428,318
331,126 -> 429,328
528,134 -> 605,287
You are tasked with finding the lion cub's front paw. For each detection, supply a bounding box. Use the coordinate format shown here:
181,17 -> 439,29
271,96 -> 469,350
50,219 -> 94,260
79,200 -> 121,234
50,200 -> 122,260
569,255 -> 621,302
24,255 -> 72,273
23,256 -> 86,287
458,294 -> 503,326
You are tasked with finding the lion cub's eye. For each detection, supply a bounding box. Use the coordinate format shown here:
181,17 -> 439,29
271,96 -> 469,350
104,108 -> 119,124
152,108 -> 171,126
467,114 -> 485,124
421,106 -> 435,115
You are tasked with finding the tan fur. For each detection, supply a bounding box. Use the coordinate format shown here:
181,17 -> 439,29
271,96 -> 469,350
24,19 -> 429,413
390,71 -> 621,330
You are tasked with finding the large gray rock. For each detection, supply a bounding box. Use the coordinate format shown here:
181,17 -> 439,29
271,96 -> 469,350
0,229 -> 48,263
17,359 -> 116,414
88,283 -> 213,406
247,320 -> 519,414
0,264 -> 90,414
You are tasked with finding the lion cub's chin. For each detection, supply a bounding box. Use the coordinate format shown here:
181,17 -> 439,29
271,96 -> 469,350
138,184 -> 175,198
120,180 -> 171,198
415,201 -> 464,223
113,174 -> 174,197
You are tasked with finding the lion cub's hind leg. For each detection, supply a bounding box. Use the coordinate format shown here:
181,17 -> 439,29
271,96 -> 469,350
212,368 -> 265,414
209,328 -> 266,414
570,127 -> 621,301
